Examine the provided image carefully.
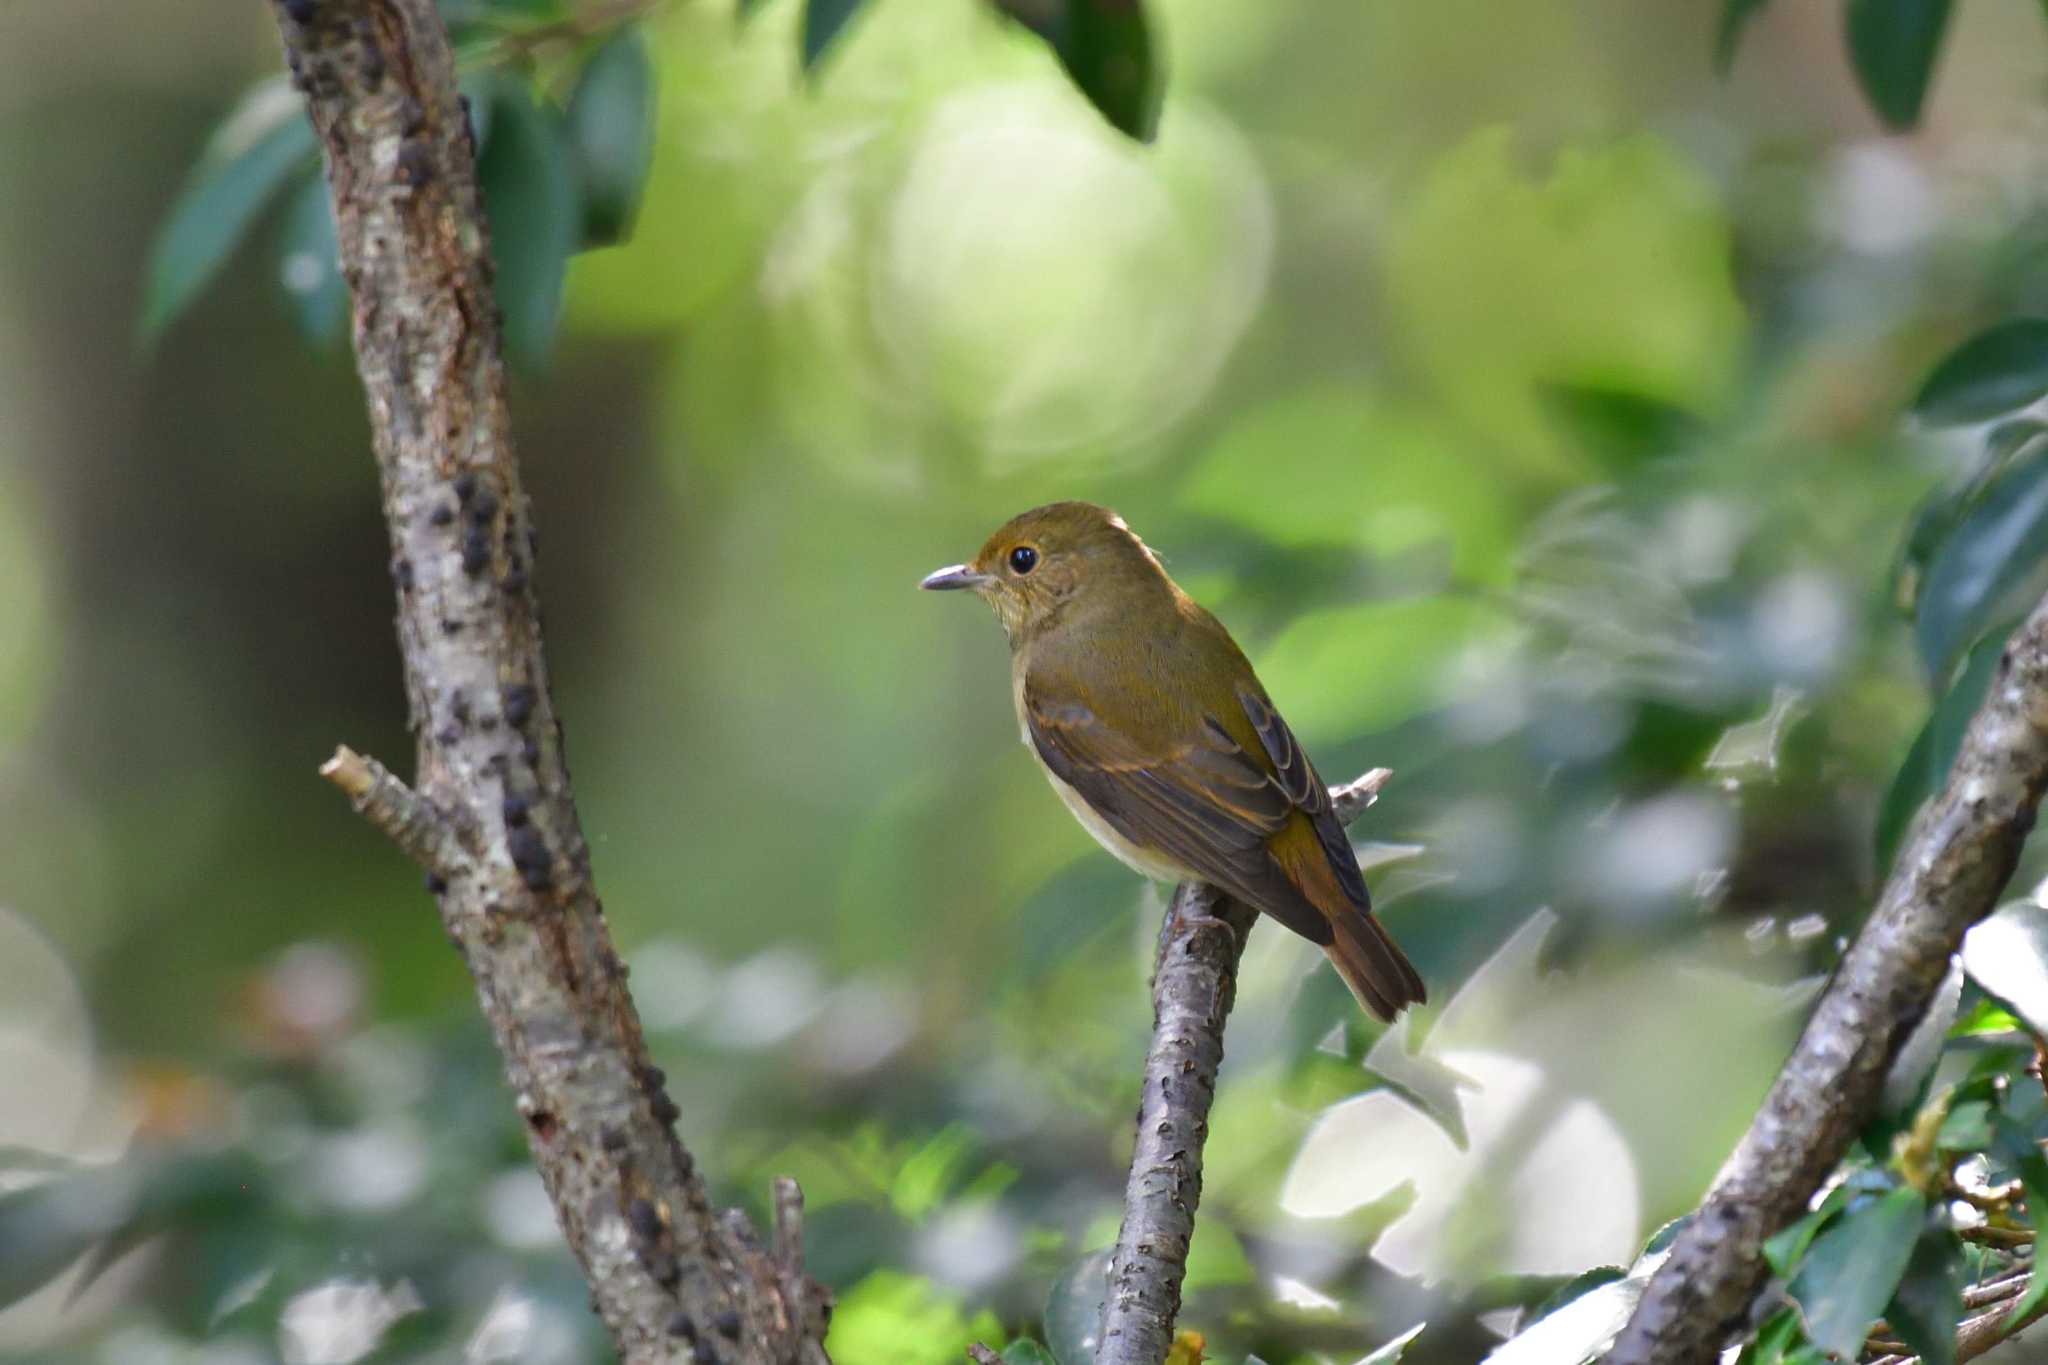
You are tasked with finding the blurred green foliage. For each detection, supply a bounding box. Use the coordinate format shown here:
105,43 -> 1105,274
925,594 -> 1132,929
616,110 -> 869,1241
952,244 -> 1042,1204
16,0 -> 2048,1362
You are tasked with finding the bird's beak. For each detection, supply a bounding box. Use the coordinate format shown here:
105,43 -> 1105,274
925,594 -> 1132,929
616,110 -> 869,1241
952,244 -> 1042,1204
920,563 -> 992,592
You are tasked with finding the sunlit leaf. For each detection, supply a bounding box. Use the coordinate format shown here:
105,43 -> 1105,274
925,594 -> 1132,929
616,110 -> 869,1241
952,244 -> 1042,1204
803,0 -> 865,69
1360,1322 -> 1425,1363
1845,0 -> 1954,130
1716,0 -> 1773,72
476,77 -> 577,366
565,25 -> 656,247
1043,1248 -> 1109,1365
1914,322 -> 2048,426
1528,1267 -> 1627,1324
1784,1185 -> 1924,1357
273,172 -> 347,347
1875,621 -> 2013,873
1963,903 -> 2048,1037
1884,1224 -> 1963,1365
1949,997 -> 2023,1037
140,87 -> 317,343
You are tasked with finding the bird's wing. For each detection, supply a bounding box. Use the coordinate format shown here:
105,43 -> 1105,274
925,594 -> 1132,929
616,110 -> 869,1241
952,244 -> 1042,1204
1022,680 -> 1335,946
1234,683 -> 1373,913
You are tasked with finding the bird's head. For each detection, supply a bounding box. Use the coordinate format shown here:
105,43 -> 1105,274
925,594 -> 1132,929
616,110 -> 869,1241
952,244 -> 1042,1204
920,501 -> 1169,640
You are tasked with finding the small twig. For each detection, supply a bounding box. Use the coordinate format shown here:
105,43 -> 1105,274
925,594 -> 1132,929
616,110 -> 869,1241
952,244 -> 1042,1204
319,745 -> 466,879
1957,1287 -> 2048,1362
1961,1225 -> 2035,1249
1095,769 -> 1392,1365
1963,1268 -> 2033,1308
965,1346 -> 1004,1365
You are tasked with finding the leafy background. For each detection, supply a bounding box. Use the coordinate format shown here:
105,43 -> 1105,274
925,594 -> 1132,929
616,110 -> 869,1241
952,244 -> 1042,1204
11,0 -> 2048,1361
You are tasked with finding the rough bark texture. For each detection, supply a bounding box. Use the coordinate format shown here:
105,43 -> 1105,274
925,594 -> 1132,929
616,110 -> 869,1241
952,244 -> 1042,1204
1601,591 -> 2048,1365
1096,770 -> 1391,1365
272,3 -> 831,1361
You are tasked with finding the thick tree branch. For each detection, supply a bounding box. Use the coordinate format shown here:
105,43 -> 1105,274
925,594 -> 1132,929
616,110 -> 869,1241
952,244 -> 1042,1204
1096,768 -> 1392,1365
271,3 -> 830,1360
1602,591 -> 2048,1365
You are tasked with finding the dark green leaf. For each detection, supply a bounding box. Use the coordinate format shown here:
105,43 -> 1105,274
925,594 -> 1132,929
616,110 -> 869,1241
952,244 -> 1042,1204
999,0 -> 1161,141
1876,622 -> 2014,873
1915,434 -> 2048,682
1784,1185 -> 1924,1356
1896,420 -> 2048,619
140,98 -> 317,343
476,78 -> 578,366
1528,1267 -> 1626,1324
1845,0 -> 1954,130
565,25 -> 656,247
802,0 -> 865,70
1002,1343 -> 1058,1365
1541,384 -> 1705,467
1763,1184 -> 1851,1278
1641,1215 -> 1690,1257
1884,1225 -> 1963,1365
736,0 -> 773,18
1043,1248 -> 1109,1365
1914,321 -> 2048,426
1994,1117 -> 2048,1325
1716,0 -> 1774,73
274,172 -> 347,347
1736,1309 -> 1826,1365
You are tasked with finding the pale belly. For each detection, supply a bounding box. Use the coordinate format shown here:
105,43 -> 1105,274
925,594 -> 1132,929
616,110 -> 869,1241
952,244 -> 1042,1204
1042,766 -> 1195,884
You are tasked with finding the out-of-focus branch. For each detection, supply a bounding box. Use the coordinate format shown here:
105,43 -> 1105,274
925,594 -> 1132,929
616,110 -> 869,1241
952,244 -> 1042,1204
1602,590 -> 2048,1365
271,2 -> 829,1360
1096,769 -> 1393,1365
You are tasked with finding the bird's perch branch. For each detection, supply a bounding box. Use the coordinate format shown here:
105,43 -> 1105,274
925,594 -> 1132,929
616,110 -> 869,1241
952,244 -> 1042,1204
1602,590 -> 2048,1365
272,2 -> 830,1360
1096,768 -> 1393,1365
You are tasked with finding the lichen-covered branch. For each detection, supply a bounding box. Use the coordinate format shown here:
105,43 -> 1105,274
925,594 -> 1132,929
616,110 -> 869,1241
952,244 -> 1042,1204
1602,591 -> 2048,1365
270,3 -> 830,1360
1096,769 -> 1392,1365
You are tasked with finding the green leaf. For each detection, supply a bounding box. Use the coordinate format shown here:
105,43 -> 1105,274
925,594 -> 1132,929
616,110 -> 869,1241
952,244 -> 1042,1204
140,90 -> 317,343
802,0 -> 865,70
1915,322 -> 2048,426
1896,420 -> 2048,617
1875,622 -> 2014,873
1993,1117 -> 2048,1325
1914,431 -> 2048,680
1540,383 -> 1705,467
1050,0 -> 1162,142
1736,1308 -> 1827,1365
1784,1185 -> 1925,1356
1884,1225 -> 1964,1365
1716,0 -> 1773,73
1936,1098 -> 1994,1149
1963,903 -> 2048,1038
1763,1184 -> 1851,1278
1528,1267 -> 1627,1324
1950,997 -> 2023,1037
274,172 -> 347,347
1042,1248 -> 1109,1365
476,78 -> 578,366
1845,0 -> 1954,130
565,25 -> 656,247
1002,1343 -> 1058,1365
1359,1322 -> 1425,1363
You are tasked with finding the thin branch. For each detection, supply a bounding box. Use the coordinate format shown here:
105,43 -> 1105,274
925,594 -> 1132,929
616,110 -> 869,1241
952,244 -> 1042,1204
1096,769 -> 1393,1365
270,2 -> 830,1360
965,1347 -> 1004,1365
1601,591 -> 2048,1365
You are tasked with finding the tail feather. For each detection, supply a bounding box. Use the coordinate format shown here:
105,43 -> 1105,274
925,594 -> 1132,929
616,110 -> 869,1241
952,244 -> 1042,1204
1323,910 -> 1427,1023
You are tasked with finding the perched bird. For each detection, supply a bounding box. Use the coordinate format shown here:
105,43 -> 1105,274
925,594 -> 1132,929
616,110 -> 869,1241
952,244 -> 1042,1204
922,501 -> 1426,1020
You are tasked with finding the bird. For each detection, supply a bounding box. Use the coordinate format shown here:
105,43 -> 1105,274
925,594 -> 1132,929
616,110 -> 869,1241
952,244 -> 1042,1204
921,500 -> 1426,1020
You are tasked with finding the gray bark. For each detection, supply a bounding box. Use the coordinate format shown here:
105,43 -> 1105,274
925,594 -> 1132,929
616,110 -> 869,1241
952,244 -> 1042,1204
272,3 -> 831,1360
1096,770 -> 1391,1365
1601,591 -> 2048,1365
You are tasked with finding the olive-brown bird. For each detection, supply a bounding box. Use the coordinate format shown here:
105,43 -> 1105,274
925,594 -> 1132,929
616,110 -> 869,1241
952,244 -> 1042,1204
922,501 -> 1426,1020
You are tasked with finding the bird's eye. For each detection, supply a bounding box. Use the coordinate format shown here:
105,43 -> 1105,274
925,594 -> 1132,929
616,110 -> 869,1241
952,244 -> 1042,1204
1008,545 -> 1039,575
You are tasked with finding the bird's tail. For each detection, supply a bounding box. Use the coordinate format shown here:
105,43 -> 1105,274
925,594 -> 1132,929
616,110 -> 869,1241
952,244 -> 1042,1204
1323,909 -> 1427,1023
